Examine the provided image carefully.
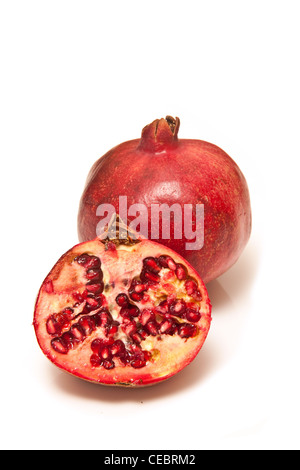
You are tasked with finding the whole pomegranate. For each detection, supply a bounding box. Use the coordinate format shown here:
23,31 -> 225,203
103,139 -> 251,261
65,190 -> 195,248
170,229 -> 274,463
78,116 -> 251,283
34,225 -> 211,386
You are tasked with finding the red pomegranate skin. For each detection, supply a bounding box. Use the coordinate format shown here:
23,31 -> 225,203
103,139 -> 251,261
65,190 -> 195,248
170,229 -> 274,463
78,117 -> 251,283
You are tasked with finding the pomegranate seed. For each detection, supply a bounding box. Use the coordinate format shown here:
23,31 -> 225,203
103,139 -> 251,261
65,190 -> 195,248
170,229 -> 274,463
90,353 -> 101,367
156,300 -> 169,314
46,316 -> 61,335
158,255 -> 176,270
192,290 -> 202,301
85,256 -> 101,269
140,269 -> 160,284
70,323 -> 85,341
134,283 -> 147,293
73,292 -> 84,303
139,309 -> 155,326
116,293 -> 129,307
122,321 -> 137,336
175,263 -> 187,280
86,282 -> 104,294
120,304 -> 140,318
145,321 -> 159,336
178,323 -> 197,338
169,299 -> 187,317
62,307 -> 74,321
110,340 -> 125,356
98,309 -> 113,327
106,321 -> 119,336
143,257 -> 161,273
131,332 -> 143,344
86,268 -> 103,281
138,328 -> 149,340
185,307 -> 201,323
61,331 -> 75,349
160,319 -> 176,334
185,279 -> 198,296
91,338 -> 103,354
75,253 -> 91,266
129,291 -> 143,302
102,359 -> 115,370
131,359 -> 146,369
78,315 -> 96,335
86,296 -> 99,308
100,346 -> 111,360
51,337 -> 68,354
118,350 -> 131,365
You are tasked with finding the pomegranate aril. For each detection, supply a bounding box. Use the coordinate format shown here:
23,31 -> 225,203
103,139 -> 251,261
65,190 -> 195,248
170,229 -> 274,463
133,282 -> 147,293
98,309 -> 113,327
145,321 -> 159,336
192,290 -> 202,301
175,263 -> 187,280
86,296 -> 99,308
62,307 -> 74,320
118,350 -> 131,365
91,338 -> 103,354
160,319 -> 177,335
140,269 -> 160,284
116,293 -> 129,307
84,255 -> 101,269
75,253 -> 91,266
178,323 -> 197,338
100,346 -> 111,360
73,292 -> 85,303
185,279 -> 198,296
143,257 -> 161,273
185,307 -> 201,323
131,359 -> 146,369
86,282 -> 104,294
103,359 -> 115,370
78,315 -> 96,335
106,320 -> 119,336
139,308 -> 155,326
61,331 -> 75,349
158,255 -> 176,270
138,327 -> 149,340
120,304 -> 140,318
46,316 -> 61,335
156,300 -> 169,314
169,299 -> 186,317
86,268 -> 103,281
122,321 -> 137,336
90,353 -> 101,367
70,323 -> 85,341
129,291 -> 143,302
110,340 -> 125,356
131,332 -> 143,344
51,337 -> 68,354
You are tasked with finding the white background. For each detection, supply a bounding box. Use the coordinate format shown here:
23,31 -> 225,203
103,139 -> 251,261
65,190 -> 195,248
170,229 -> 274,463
1,0 -> 299,450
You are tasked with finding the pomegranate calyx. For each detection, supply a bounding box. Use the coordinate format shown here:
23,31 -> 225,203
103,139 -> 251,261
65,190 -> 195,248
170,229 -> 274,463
139,115 -> 180,152
99,214 -> 141,248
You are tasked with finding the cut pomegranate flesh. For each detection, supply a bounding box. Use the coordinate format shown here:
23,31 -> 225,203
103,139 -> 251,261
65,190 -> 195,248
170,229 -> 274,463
34,237 -> 211,386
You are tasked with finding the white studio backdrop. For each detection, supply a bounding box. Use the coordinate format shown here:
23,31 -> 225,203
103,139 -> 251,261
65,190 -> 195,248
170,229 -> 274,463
0,0 -> 299,450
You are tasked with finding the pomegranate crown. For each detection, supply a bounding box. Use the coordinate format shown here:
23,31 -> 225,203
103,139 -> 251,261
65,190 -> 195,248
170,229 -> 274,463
139,115 -> 180,152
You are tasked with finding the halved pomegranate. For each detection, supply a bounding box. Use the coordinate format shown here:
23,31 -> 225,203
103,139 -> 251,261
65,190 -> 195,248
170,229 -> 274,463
33,228 -> 211,386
